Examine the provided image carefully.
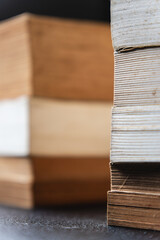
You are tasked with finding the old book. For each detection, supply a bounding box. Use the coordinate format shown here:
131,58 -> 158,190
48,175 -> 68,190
111,0 -> 160,51
0,157 -> 110,208
114,48 -> 160,107
0,96 -> 112,157
111,163 -> 160,194
111,105 -> 160,163
0,13 -> 113,101
108,191 -> 160,231
108,0 -> 160,232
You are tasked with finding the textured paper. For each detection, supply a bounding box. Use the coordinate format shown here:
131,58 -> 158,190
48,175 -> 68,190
114,48 -> 160,107
111,0 -> 160,50
111,106 -> 160,163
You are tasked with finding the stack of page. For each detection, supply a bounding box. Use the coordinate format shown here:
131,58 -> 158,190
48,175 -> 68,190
108,0 -> 160,231
0,14 -> 113,208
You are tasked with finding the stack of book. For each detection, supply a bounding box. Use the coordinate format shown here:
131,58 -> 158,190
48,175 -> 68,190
0,14 -> 113,208
108,0 -> 160,231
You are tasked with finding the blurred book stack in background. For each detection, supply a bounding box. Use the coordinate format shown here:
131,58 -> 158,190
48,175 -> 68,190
0,14 -> 113,208
108,0 -> 160,231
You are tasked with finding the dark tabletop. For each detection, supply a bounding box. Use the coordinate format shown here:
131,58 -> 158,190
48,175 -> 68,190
0,204 -> 160,240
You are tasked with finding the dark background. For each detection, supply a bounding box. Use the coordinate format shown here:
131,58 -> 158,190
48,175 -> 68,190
0,0 -> 110,22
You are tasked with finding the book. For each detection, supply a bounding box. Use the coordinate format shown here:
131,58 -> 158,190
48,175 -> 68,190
111,0 -> 160,51
0,13 -> 113,101
0,157 -> 110,208
108,191 -> 160,231
0,96 -> 111,157
111,105 -> 160,163
111,163 -> 160,194
114,48 -> 160,107
108,0 -> 160,231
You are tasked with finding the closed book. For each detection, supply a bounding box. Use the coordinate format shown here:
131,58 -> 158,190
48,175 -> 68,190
0,13 -> 113,101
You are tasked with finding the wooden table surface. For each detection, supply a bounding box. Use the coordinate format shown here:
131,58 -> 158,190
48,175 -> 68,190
0,204 -> 159,239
